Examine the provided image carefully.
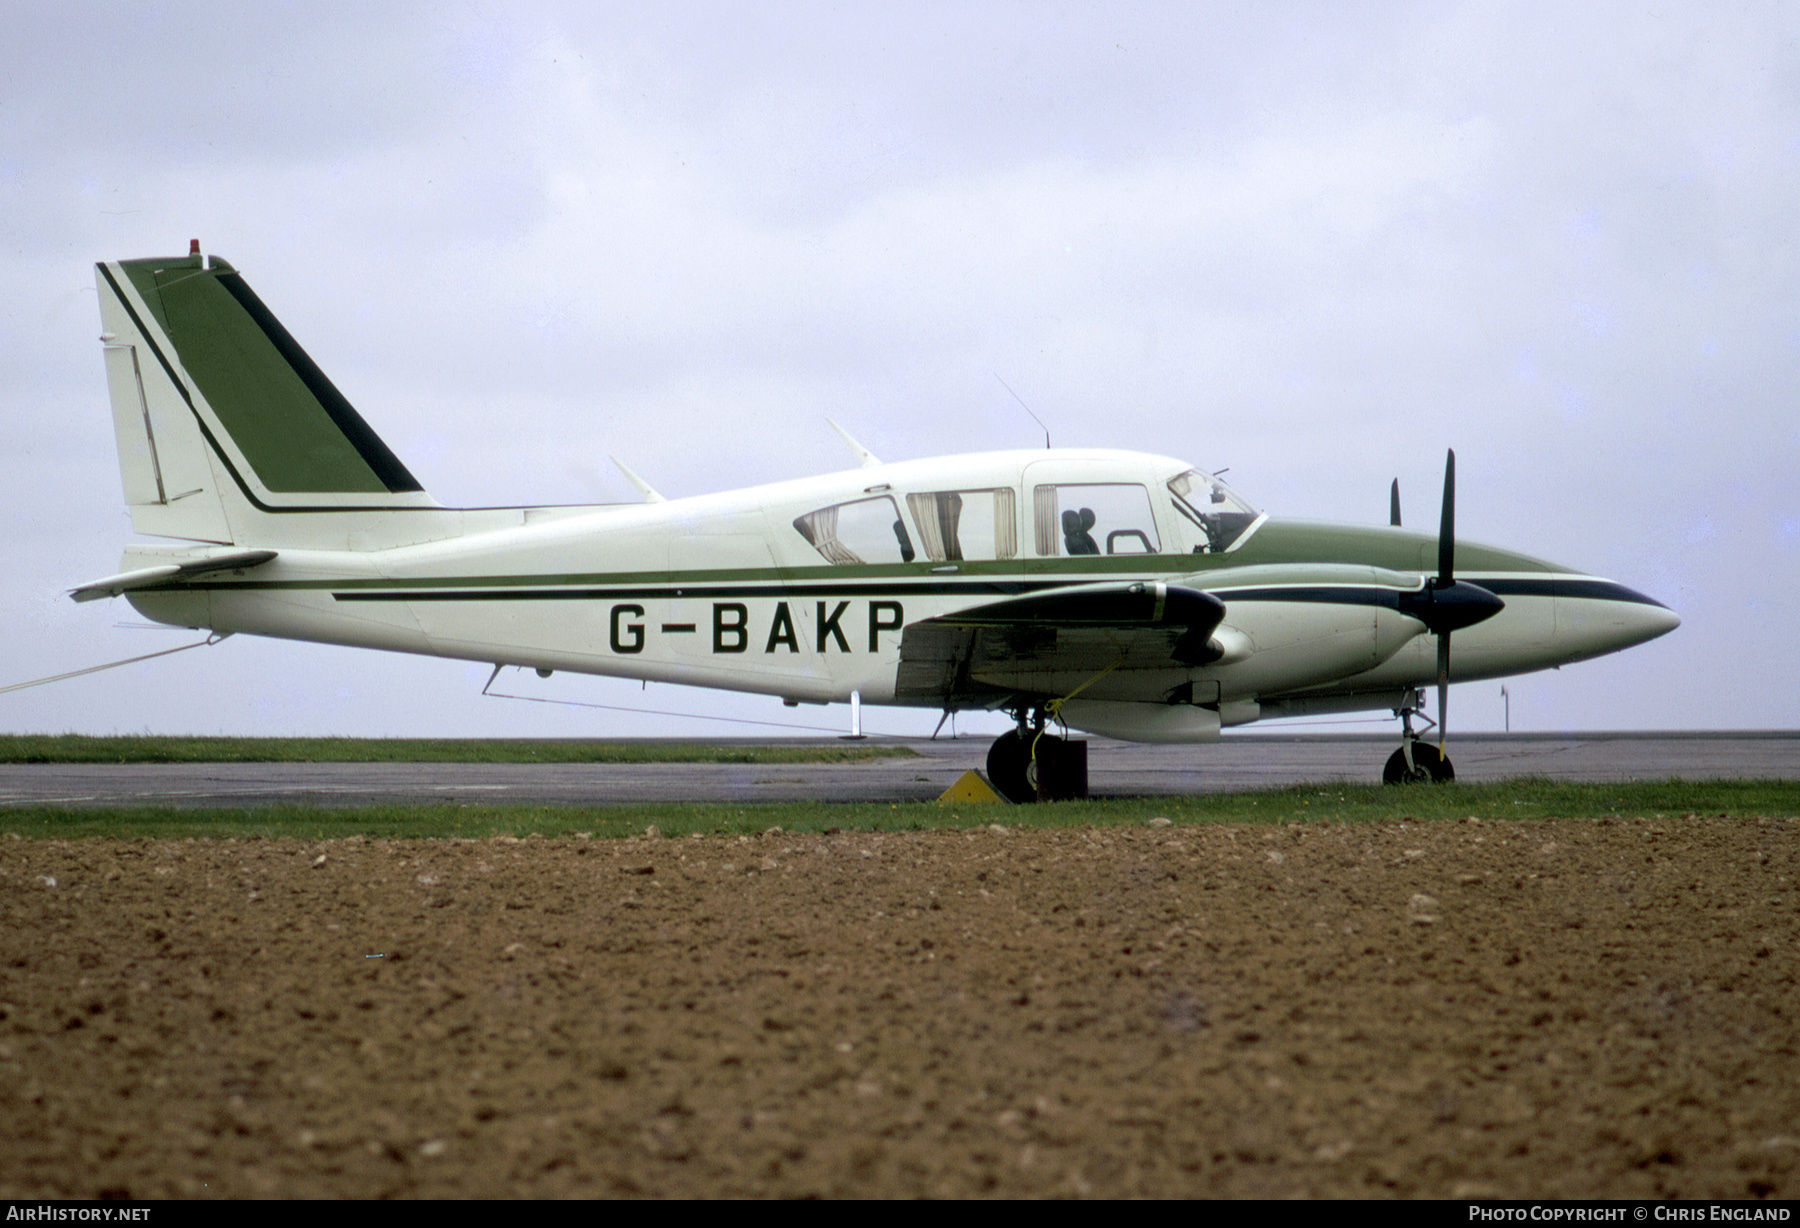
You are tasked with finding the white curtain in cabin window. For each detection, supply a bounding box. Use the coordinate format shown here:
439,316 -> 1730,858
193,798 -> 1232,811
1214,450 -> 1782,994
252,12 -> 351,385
905,491 -> 965,561
991,488 -> 1018,559
793,505 -> 863,565
906,493 -> 948,562
1033,486 -> 1059,556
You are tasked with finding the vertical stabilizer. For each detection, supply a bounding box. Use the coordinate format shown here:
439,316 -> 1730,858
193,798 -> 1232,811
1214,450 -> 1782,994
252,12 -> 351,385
95,247 -> 437,545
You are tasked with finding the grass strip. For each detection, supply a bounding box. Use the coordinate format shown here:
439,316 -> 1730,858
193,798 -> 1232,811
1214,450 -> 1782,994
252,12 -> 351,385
0,735 -> 915,765
1,779 -> 1795,840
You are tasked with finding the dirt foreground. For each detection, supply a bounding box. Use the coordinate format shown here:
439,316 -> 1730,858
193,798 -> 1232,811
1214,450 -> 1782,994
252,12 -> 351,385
2,814 -> 1796,1199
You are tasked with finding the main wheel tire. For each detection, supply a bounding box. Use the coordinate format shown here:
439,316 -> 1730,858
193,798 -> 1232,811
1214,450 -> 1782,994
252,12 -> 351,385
1383,741 -> 1455,784
986,730 -> 1035,804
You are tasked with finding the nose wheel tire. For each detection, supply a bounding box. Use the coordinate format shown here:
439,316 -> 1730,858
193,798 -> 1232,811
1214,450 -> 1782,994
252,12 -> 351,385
1384,740 -> 1455,784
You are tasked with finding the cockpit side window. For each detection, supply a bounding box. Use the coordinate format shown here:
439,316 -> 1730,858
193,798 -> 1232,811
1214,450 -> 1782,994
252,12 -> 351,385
904,488 -> 1018,562
1031,484 -> 1161,556
1168,470 -> 1260,553
793,495 -> 915,565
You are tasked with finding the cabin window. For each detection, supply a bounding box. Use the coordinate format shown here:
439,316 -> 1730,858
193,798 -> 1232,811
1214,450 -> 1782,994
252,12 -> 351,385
904,488 -> 1019,562
793,495 -> 915,565
1167,470 -> 1260,553
1031,484 -> 1162,556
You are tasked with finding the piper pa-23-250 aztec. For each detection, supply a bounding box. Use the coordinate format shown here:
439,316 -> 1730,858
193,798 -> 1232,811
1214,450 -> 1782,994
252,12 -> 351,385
74,243 -> 1679,802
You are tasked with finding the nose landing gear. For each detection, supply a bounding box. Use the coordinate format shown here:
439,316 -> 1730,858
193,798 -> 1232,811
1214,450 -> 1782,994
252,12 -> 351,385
1384,690 -> 1455,784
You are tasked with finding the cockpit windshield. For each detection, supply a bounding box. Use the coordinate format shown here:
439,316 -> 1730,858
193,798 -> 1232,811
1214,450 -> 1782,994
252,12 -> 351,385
1167,470 -> 1261,553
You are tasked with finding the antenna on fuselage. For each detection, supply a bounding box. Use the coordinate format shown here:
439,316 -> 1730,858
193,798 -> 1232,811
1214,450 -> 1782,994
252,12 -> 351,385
825,418 -> 882,468
609,456 -> 666,503
994,374 -> 1050,449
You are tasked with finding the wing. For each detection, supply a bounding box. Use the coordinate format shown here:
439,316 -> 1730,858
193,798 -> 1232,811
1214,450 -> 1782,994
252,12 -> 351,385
895,581 -> 1227,707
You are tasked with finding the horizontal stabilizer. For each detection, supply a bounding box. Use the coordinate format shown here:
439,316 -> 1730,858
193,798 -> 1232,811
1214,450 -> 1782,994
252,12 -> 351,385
70,550 -> 277,603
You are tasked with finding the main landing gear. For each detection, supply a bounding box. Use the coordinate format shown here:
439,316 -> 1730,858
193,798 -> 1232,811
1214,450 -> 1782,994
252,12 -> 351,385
986,708 -> 1088,803
1384,691 -> 1455,784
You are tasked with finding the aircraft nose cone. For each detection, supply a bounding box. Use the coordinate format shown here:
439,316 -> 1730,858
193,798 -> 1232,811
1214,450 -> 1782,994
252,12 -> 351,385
1637,601 -> 1681,641
1558,582 -> 1680,659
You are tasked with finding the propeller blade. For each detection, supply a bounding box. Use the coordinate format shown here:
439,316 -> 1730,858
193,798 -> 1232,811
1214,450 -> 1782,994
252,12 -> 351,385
1397,447 -> 1501,646
1437,632 -> 1451,752
1390,479 -> 1401,527
1437,449 -> 1456,584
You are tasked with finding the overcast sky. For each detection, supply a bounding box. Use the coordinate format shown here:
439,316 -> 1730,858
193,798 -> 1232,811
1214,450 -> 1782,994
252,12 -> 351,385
3,1 -> 1794,741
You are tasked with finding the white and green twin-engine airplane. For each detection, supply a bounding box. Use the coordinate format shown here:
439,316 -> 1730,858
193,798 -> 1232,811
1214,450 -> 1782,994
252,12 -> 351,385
76,245 -> 1678,800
